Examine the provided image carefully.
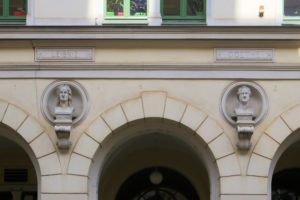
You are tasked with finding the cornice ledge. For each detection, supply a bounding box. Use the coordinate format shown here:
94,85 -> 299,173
0,26 -> 300,40
0,63 -> 300,71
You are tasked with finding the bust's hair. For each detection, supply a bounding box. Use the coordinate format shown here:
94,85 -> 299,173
237,86 -> 251,95
56,84 -> 72,105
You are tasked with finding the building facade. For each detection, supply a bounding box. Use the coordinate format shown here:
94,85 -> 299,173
1,0 -> 300,200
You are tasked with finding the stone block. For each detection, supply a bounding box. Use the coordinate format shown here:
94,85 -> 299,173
30,133 -> 55,158
247,154 -> 271,177
86,117 -> 111,143
221,195 -> 267,200
181,105 -> 207,131
254,134 -> 279,159
122,97 -> 144,121
74,133 -> 99,159
41,175 -> 87,193
164,97 -> 186,122
217,154 -> 240,177
41,194 -> 88,200
38,153 -> 61,175
209,134 -> 234,159
196,117 -> 223,143
18,117 -> 44,143
221,176 -> 267,194
2,104 -> 27,130
142,91 -> 166,118
265,117 -> 291,144
68,153 -> 91,176
0,101 -> 8,121
102,105 -> 127,130
281,105 -> 300,131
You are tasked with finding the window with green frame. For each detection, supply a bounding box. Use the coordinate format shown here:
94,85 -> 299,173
105,0 -> 147,17
283,0 -> 300,21
0,0 -> 26,22
161,0 -> 205,21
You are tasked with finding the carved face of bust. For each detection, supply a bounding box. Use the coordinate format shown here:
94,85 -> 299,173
238,86 -> 251,104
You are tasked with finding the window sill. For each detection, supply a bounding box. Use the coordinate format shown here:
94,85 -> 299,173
103,19 -> 148,25
162,21 -> 206,26
0,21 -> 26,25
282,19 -> 300,26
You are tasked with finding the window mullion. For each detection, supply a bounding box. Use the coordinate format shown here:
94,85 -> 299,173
181,0 -> 186,17
3,0 -> 9,17
124,0 -> 130,17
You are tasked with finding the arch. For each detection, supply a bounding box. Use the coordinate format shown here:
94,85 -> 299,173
69,91 -> 240,200
245,103 -> 300,200
0,100 -> 60,200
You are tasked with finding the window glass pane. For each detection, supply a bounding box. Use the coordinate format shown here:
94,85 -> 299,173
187,0 -> 203,16
107,0 -> 124,16
284,0 -> 300,16
163,0 -> 180,16
9,0 -> 26,16
130,0 -> 147,16
0,0 -> 3,16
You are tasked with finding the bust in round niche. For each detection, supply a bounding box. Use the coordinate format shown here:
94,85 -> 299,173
221,82 -> 268,151
41,81 -> 88,150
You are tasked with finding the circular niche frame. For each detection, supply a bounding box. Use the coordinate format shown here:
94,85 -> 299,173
41,80 -> 89,126
221,81 -> 268,126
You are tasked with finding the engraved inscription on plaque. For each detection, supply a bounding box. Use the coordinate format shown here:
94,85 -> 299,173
215,48 -> 274,62
35,48 -> 94,61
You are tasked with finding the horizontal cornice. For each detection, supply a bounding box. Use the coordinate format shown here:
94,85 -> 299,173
0,26 -> 300,40
0,63 -> 300,79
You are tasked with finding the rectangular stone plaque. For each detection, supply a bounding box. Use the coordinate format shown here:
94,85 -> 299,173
35,47 -> 94,61
215,48 -> 274,62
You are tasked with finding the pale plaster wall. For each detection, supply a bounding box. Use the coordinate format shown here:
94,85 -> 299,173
0,48 -> 34,63
209,0 -> 279,25
274,48 -> 300,63
34,0 -> 96,19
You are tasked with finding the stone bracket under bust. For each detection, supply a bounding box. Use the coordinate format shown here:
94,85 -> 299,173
221,82 -> 268,151
41,81 -> 89,151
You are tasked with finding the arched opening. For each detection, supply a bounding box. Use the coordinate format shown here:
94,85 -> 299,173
268,128 -> 300,200
0,123 -> 40,200
271,139 -> 300,200
89,118 -> 220,200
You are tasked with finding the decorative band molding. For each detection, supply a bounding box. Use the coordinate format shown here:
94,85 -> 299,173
0,63 -> 300,79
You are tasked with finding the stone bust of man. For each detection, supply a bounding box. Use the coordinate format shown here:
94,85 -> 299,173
54,84 -> 74,122
234,86 -> 253,116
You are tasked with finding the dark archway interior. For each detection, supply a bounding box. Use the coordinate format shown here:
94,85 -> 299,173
272,140 -> 300,200
116,166 -> 200,200
0,135 -> 37,200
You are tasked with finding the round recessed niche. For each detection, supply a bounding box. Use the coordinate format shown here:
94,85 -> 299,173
41,80 -> 89,126
221,81 -> 268,126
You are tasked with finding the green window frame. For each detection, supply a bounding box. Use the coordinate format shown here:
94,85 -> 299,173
161,0 -> 205,21
105,0 -> 148,19
0,0 -> 26,22
283,0 -> 300,21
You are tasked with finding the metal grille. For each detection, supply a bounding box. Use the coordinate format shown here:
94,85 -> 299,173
4,169 -> 28,182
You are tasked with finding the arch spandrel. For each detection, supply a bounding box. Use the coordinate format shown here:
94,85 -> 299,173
70,91 -> 241,199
